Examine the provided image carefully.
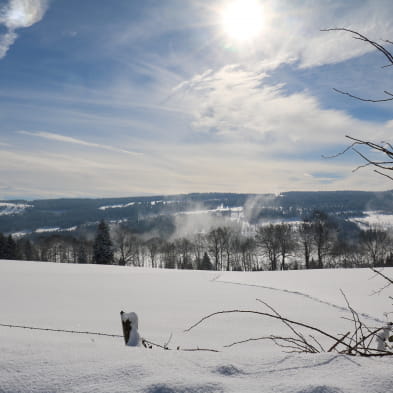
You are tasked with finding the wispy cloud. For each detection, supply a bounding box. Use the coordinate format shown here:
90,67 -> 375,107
0,0 -> 49,58
171,63 -> 391,153
18,130 -> 143,156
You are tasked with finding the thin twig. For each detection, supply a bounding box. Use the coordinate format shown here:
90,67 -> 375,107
371,268 -> 393,285
321,28 -> 393,102
164,332 -> 173,349
256,298 -> 314,351
332,88 -> 393,103
328,332 -> 350,352
143,338 -> 219,352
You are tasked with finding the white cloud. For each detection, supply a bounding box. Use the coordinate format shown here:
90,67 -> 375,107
0,30 -> 17,58
0,0 -> 49,58
0,0 -> 48,29
18,130 -> 143,156
171,63 -> 390,153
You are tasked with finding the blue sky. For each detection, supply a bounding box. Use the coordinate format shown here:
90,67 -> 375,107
0,0 -> 393,199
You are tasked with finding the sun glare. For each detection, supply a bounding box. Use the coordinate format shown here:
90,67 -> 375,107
220,0 -> 264,42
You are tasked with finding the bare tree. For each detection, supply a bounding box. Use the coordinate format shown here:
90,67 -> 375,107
239,236 -> 258,271
175,238 -> 193,269
161,241 -> 177,269
145,237 -> 162,268
275,223 -> 296,270
297,220 -> 314,269
360,226 -> 390,267
330,238 -> 361,268
221,226 -> 235,271
113,225 -> 138,266
191,233 -> 206,268
256,224 -> 280,271
310,211 -> 336,269
207,228 -> 224,270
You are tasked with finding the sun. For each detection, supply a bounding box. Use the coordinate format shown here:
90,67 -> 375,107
220,0 -> 264,42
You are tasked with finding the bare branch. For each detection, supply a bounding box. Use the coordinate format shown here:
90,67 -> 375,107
322,28 -> 393,102
325,134 -> 393,180
142,338 -> 219,352
180,347 -> 220,353
374,170 -> 393,181
328,332 -> 350,352
164,332 -> 173,349
185,309 -> 351,352
224,335 -> 313,353
322,142 -> 358,159
370,267 -> 393,285
309,334 -> 325,352
321,28 -> 393,65
256,298 -> 310,347
332,88 -> 393,103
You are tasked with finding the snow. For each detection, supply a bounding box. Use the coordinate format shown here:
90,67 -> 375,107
0,260 -> 392,392
99,202 -> 136,210
349,211 -> 393,230
34,225 -> 77,234
175,206 -> 244,217
376,322 -> 393,351
13,225 -> 79,237
0,202 -> 32,216
35,227 -> 61,233
121,311 -> 141,346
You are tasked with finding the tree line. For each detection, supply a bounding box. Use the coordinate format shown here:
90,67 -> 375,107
1,211 -> 393,270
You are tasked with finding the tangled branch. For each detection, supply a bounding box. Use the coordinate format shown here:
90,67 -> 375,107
185,296 -> 393,357
323,135 -> 393,180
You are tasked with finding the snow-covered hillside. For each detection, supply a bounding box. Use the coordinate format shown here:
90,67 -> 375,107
0,202 -> 32,216
0,260 -> 392,393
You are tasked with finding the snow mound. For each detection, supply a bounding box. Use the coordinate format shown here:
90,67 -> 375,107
214,365 -> 244,376
296,386 -> 343,393
144,383 -> 224,393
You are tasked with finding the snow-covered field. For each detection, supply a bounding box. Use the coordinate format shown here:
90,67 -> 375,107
349,211 -> 393,230
0,260 -> 392,393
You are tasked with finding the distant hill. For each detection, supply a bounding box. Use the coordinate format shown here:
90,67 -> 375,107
1,190 -> 392,237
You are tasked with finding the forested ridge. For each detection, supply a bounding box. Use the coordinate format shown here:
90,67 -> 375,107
1,190 -> 393,271
1,190 -> 392,234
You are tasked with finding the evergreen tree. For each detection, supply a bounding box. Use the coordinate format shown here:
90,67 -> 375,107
0,232 -> 5,259
15,238 -> 36,261
4,235 -> 17,260
199,252 -> 212,270
93,221 -> 114,264
77,242 -> 88,264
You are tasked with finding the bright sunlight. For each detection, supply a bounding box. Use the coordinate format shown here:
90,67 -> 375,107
220,0 -> 264,42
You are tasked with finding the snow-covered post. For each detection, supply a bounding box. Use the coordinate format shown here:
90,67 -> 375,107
376,322 -> 393,352
120,311 -> 141,346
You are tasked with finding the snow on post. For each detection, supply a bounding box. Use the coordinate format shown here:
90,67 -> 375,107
120,311 -> 141,346
376,322 -> 393,352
